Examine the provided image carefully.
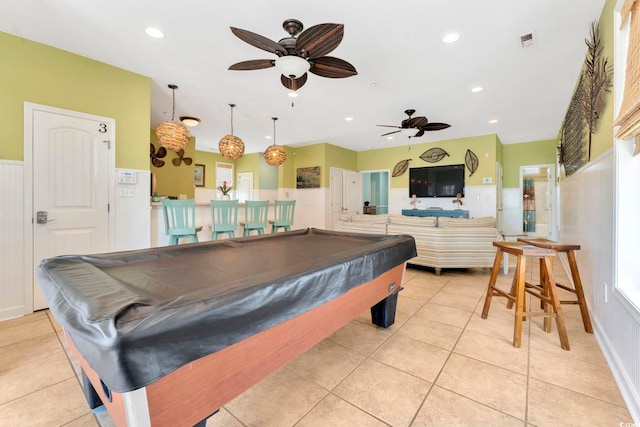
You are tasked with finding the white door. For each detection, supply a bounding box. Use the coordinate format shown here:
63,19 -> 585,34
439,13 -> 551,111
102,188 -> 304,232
29,106 -> 113,310
343,170 -> 363,213
237,172 -> 253,203
330,168 -> 344,229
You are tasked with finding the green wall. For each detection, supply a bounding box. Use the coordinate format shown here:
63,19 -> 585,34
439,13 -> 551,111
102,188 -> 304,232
194,150 -> 230,189
259,153 -> 279,190
501,139 -> 558,188
0,32 -> 150,169
590,0 -> 615,159
358,134 -> 498,188
149,132 -> 197,199
235,153 -> 260,188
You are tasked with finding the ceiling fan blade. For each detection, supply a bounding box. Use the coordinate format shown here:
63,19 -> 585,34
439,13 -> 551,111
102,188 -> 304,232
172,158 -> 181,166
281,73 -> 307,90
230,27 -> 287,55
380,130 -> 401,137
183,158 -> 193,166
409,117 -> 429,128
150,143 -> 155,154
296,23 -> 344,58
422,122 -> 451,131
414,129 -> 425,137
152,158 -> 165,168
309,56 -> 357,78
228,59 -> 275,71
157,147 -> 167,158
376,125 -> 401,128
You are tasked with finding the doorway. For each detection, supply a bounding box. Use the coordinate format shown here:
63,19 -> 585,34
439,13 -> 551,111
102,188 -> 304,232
520,164 -> 556,239
361,170 -> 389,214
24,103 -> 115,310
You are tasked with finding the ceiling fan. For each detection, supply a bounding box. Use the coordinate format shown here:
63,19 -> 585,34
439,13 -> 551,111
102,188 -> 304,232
378,110 -> 451,138
150,143 -> 167,168
228,19 -> 357,90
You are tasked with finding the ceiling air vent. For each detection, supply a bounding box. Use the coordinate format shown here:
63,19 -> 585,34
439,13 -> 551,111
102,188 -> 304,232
520,32 -> 534,48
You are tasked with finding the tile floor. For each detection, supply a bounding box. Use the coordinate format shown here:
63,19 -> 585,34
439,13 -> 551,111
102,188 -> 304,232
0,264 -> 633,426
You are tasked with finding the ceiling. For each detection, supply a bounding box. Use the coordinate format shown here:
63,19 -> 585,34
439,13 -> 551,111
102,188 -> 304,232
1,0 -> 606,155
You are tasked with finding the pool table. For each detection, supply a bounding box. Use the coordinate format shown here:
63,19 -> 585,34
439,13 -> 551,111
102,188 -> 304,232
37,228 -> 416,427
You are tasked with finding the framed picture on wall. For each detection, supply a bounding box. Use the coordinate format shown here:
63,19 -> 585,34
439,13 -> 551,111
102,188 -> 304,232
194,164 -> 205,187
296,166 -> 320,189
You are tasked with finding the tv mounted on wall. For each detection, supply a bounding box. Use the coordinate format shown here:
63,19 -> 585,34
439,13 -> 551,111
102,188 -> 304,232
409,164 -> 465,198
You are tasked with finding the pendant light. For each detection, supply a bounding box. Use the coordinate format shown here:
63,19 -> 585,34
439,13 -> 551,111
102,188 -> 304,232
263,117 -> 287,166
218,104 -> 245,160
155,84 -> 191,152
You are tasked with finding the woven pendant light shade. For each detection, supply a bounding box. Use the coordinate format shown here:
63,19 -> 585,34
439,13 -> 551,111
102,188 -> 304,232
219,134 -> 245,160
156,84 -> 191,152
219,104 -> 245,160
264,144 -> 286,166
263,117 -> 287,166
156,121 -> 191,152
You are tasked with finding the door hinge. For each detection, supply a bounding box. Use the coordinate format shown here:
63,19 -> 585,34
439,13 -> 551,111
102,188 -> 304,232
108,203 -> 110,213
103,140 -> 111,149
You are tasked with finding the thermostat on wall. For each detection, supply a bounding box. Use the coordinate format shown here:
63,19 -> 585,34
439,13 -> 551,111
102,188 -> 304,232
118,170 -> 137,184
482,177 -> 493,184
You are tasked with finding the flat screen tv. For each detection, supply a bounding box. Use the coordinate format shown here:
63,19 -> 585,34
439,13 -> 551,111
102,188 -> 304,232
409,164 -> 465,198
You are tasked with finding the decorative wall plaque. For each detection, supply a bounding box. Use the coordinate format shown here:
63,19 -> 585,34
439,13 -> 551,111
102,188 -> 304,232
419,147 -> 449,163
392,159 -> 411,177
465,149 -> 479,176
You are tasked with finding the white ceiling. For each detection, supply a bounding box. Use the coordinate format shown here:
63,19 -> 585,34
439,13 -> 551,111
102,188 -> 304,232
1,0 -> 606,155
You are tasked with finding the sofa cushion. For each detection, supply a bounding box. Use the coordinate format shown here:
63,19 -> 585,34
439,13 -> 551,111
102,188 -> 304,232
437,216 -> 496,228
388,214 -> 437,227
350,214 -> 389,224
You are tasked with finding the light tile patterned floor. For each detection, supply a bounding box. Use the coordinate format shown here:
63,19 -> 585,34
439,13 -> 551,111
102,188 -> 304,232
0,265 -> 633,426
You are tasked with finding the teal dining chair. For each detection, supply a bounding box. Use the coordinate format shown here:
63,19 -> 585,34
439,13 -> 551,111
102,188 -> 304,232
162,199 -> 202,245
210,199 -> 239,240
241,200 -> 269,236
270,200 -> 296,233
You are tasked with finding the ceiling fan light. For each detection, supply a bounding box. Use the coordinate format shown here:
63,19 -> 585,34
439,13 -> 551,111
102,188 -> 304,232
218,135 -> 245,160
275,56 -> 310,78
400,128 -> 418,137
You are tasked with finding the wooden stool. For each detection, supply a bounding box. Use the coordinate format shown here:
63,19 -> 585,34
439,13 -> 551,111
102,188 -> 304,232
517,237 -> 593,333
481,241 -> 570,350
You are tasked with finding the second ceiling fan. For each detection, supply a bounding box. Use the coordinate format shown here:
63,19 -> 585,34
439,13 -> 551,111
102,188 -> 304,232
228,19 -> 357,90
378,109 -> 451,138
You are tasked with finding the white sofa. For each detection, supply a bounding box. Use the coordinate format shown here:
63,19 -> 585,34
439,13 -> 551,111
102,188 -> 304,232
333,213 -> 500,275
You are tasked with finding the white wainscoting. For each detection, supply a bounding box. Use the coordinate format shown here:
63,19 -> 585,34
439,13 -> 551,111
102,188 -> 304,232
389,186 -> 497,218
0,161 -> 27,320
114,169 -> 151,251
559,149 -> 639,421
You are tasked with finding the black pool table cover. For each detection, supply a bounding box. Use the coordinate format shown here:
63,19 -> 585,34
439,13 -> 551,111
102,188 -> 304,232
37,228 -> 416,392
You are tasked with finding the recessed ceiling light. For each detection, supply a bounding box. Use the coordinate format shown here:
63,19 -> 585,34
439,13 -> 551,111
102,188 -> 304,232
265,135 -> 272,139
288,91 -> 299,98
145,27 -> 165,39
345,117 -> 353,121
387,136 -> 394,140
471,86 -> 484,93
489,119 -> 498,124
442,33 -> 460,44
370,82 -> 377,87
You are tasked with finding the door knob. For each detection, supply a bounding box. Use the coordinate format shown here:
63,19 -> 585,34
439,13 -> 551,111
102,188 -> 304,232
36,211 -> 55,224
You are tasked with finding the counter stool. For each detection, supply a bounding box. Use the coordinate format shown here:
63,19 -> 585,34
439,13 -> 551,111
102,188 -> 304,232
162,199 -> 203,245
481,241 -> 570,350
516,237 -> 593,333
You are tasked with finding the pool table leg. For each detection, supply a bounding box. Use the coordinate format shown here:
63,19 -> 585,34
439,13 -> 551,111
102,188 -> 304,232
81,368 -> 104,410
370,286 -> 401,328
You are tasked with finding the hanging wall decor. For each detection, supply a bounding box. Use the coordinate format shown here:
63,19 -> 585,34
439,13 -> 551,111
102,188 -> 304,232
172,149 -> 193,166
419,147 -> 449,163
150,143 -> 167,168
465,149 -> 479,176
392,159 -> 412,177
582,20 -> 613,161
